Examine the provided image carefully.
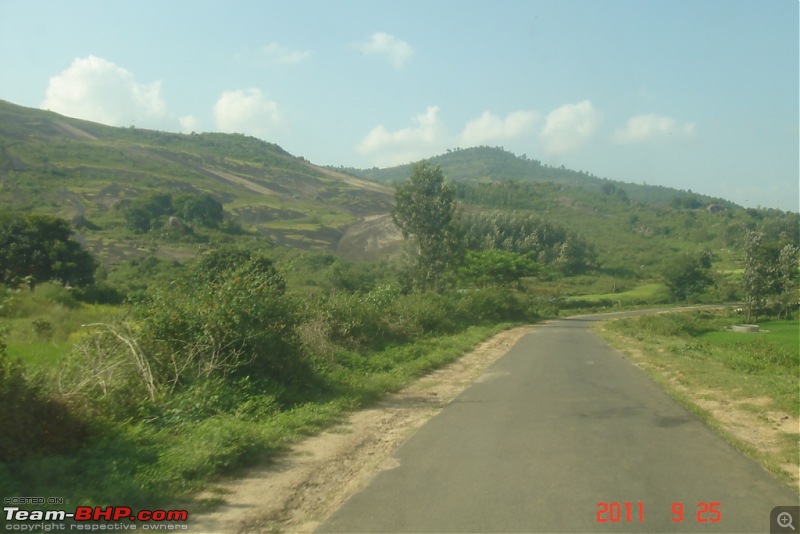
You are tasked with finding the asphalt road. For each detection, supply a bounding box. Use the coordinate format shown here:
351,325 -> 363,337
318,312 -> 799,533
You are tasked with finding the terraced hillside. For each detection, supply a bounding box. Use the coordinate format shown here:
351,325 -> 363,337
0,100 -> 399,264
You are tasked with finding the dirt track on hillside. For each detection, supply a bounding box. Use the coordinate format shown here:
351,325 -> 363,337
189,326 -> 535,533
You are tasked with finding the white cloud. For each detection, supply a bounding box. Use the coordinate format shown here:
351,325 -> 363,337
41,55 -> 172,128
540,100 -> 602,156
179,115 -> 200,133
354,32 -> 413,69
357,106 -> 447,166
614,114 -> 695,143
460,110 -> 539,146
213,88 -> 281,139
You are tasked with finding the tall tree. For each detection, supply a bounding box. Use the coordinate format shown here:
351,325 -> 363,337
775,243 -> 799,318
391,161 -> 461,290
742,231 -> 771,322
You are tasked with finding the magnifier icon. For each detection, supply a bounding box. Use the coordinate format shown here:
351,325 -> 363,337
778,511 -> 796,530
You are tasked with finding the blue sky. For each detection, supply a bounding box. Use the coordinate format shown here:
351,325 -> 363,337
1,0 -> 797,211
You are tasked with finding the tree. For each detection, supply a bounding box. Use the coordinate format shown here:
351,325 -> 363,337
173,193 -> 224,228
775,243 -> 799,318
0,213 -> 96,288
392,161 -> 462,290
459,250 -> 540,288
124,193 -> 173,233
742,231 -> 771,321
742,225 -> 800,321
662,250 -> 714,302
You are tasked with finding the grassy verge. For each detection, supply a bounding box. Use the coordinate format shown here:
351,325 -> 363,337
555,281 -> 671,315
1,282 -> 127,368
594,309 -> 799,492
569,282 -> 668,304
0,323 -> 509,509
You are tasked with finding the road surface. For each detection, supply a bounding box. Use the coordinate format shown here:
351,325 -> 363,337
318,313 -> 799,533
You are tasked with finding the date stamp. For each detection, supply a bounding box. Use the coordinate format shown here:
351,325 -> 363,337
596,501 -> 722,524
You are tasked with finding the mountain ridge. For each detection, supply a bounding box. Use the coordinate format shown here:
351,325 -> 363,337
336,145 -> 740,210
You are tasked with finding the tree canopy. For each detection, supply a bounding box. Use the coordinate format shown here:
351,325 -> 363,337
661,250 -> 714,302
0,213 -> 96,287
391,161 -> 462,290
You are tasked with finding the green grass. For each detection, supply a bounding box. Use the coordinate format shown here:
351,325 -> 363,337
1,285 -> 127,368
700,319 -> 799,354
7,342 -> 72,369
570,282 -> 667,303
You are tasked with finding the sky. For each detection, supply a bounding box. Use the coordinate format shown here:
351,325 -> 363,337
0,0 -> 797,211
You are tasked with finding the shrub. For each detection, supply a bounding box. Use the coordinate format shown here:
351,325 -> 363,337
139,249 -> 305,386
31,319 -> 53,340
57,321 -> 158,419
0,325 -> 88,461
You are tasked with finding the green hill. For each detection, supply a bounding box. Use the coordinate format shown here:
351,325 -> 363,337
2,100 -> 795,280
337,146 -> 795,276
337,145 -> 739,208
0,99 -> 395,264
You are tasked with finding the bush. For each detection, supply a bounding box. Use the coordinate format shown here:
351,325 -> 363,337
0,326 -> 88,461
56,247 -> 314,421
452,287 -> 535,324
35,282 -> 79,308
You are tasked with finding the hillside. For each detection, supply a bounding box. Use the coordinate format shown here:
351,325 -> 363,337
337,145 -> 740,208
0,100 -> 398,264
2,100 -> 795,279
338,146 -> 793,276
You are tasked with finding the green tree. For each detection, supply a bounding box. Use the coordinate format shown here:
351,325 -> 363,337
0,213 -> 96,287
392,161 -> 462,290
554,235 -> 597,275
662,252 -> 714,301
662,250 -> 714,302
742,231 -> 770,321
124,193 -> 173,233
775,243 -> 799,318
459,249 -> 540,288
173,193 -> 224,228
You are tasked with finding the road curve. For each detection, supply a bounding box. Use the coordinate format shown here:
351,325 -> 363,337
317,312 -> 798,533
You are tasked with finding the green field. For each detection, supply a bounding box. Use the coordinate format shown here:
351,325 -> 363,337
568,282 -> 668,304
699,319 -> 799,354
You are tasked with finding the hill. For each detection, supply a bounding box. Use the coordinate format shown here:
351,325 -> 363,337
336,145 -> 740,208
337,146 -> 794,276
0,100 -> 398,264
2,100 -> 795,279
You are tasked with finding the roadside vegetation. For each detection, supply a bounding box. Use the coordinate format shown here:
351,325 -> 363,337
1,102 -> 798,509
596,309 -> 799,491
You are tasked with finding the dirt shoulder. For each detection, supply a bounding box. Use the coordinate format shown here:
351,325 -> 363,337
189,325 -> 535,534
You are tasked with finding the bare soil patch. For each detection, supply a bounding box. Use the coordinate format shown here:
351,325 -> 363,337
189,326 -> 534,533
335,214 -> 403,262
